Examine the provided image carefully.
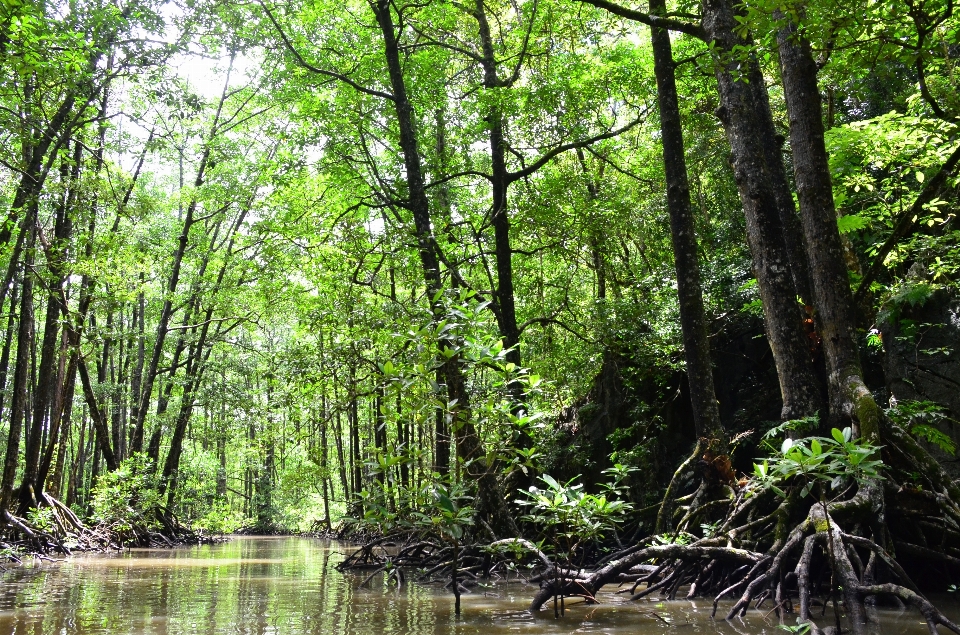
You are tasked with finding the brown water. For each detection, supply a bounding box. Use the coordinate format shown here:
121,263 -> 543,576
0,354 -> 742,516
0,537 -> 955,634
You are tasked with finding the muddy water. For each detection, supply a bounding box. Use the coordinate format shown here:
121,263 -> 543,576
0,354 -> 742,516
0,537 -> 955,634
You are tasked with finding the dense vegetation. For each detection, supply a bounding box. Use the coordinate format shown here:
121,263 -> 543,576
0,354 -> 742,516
1,0 -> 960,630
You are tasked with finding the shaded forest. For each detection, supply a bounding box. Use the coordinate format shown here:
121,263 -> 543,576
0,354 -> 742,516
1,0 -> 960,630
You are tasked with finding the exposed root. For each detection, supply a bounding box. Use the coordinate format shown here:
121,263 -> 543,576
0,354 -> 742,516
333,418 -> 960,633
656,440 -> 702,534
528,484 -> 960,634
488,538 -> 553,569
1,494 -> 118,559
0,493 -> 220,561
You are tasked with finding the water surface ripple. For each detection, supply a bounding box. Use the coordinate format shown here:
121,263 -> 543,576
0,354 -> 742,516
0,537 -> 954,634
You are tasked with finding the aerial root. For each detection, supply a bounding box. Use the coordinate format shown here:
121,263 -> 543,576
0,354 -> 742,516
858,584 -> 960,635
528,541 -> 762,612
655,440 -> 703,535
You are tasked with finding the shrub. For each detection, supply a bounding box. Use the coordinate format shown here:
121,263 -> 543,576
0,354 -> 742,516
90,453 -> 163,535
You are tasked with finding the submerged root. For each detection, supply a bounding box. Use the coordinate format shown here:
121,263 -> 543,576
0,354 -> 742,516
337,531 -> 560,593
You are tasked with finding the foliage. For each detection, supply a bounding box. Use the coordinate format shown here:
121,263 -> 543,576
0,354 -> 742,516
752,428 -> 884,499
0,0 -> 957,548
518,465 -> 634,558
191,504 -> 249,535
826,110 -> 960,297
90,454 -> 164,534
887,400 -> 957,456
763,414 -> 820,440
409,482 -> 476,543
777,620 -> 812,635
877,280 -> 940,326
26,507 -> 56,533
354,475 -> 476,542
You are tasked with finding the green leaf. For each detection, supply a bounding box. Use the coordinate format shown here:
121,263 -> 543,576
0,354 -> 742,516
837,214 -> 870,234
910,424 -> 957,455
541,474 -> 560,490
437,493 -> 455,514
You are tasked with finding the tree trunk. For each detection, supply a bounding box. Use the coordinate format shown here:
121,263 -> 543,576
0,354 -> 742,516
21,197 -> 72,509
434,370 -> 450,477
576,149 -> 609,301
256,430 -> 276,530
129,279 -> 146,450
319,407 -> 332,529
395,392 -> 409,490
130,63 -> 235,450
35,140 -> 84,501
755,83 -> 815,307
67,410 -> 87,508
374,383 -> 387,495
777,15 -> 878,439
483,71 -> 523,384
77,357 -> 119,472
48,371 -> 73,499
155,189 -> 250,508
160,366 -> 202,507
88,441 -> 100,513
160,313 -> 230,510
0,219 -> 35,518
371,0 -> 516,535
38,331 -> 76,496
649,0 -> 724,441
0,93 -> 78,250
700,0 -> 821,421
0,277 -> 20,423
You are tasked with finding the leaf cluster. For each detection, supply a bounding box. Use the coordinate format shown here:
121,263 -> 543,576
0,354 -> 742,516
752,427 -> 884,500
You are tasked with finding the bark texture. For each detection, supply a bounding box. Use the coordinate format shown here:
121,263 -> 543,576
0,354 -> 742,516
777,17 -> 878,440
701,0 -> 821,421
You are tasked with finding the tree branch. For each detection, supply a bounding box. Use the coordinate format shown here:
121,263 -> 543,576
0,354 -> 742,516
854,141 -> 960,302
259,1 -> 395,101
505,0 -> 539,86
518,315 -> 591,342
575,0 -> 706,40
425,170 -> 494,188
506,112 -> 648,183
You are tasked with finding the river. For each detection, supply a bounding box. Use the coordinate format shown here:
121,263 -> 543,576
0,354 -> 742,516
0,537 -> 955,634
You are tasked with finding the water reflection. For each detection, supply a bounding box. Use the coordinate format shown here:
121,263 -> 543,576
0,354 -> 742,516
0,537 -> 954,634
